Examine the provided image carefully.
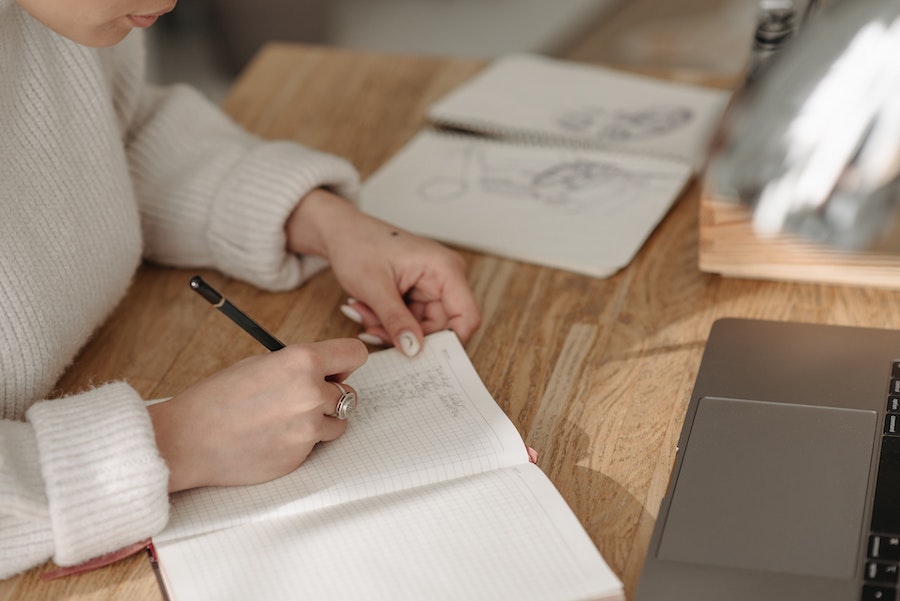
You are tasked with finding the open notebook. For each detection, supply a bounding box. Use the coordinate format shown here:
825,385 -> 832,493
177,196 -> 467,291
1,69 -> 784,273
152,331 -> 622,601
360,53 -> 729,278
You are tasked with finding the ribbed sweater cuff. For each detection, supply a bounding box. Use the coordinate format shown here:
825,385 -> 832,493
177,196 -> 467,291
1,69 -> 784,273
208,141 -> 360,291
27,383 -> 169,566
0,423 -> 54,578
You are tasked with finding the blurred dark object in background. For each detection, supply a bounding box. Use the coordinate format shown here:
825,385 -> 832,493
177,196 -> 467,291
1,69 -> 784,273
209,0 -> 330,74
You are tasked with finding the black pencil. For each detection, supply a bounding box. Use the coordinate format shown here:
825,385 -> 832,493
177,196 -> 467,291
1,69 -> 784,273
189,275 -> 285,351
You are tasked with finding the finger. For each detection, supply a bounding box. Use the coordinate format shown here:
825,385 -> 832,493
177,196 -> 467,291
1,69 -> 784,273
290,338 -> 369,379
317,415 -> 349,442
358,327 -> 390,348
359,284 -> 424,357
438,282 -> 482,343
338,300 -> 391,349
417,301 -> 449,334
407,300 -> 428,323
403,267 -> 481,342
349,300 -> 433,342
339,298 -> 380,328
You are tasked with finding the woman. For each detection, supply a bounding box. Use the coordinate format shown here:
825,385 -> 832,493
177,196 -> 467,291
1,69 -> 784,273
0,0 -> 481,578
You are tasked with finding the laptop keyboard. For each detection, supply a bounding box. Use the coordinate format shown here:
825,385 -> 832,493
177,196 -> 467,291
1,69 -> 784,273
863,361 -> 900,600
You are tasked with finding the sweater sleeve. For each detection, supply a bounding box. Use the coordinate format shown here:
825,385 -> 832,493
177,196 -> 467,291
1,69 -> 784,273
126,83 -> 361,292
0,383 -> 169,578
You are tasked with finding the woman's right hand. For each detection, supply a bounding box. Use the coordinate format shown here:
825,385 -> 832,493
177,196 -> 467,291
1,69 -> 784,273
148,338 -> 368,492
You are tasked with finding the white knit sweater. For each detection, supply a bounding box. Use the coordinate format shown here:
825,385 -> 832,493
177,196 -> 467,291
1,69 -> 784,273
0,2 -> 359,578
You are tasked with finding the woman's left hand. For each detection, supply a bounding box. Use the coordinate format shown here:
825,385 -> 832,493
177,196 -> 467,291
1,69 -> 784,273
286,188 -> 482,355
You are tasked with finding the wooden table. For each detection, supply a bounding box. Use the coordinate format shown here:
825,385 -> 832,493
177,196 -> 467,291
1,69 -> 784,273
6,42 -> 900,601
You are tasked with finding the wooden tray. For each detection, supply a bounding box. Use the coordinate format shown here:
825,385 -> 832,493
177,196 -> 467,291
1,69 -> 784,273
699,185 -> 900,289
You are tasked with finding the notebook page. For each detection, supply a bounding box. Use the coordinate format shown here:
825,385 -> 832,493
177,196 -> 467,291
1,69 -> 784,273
360,130 -> 691,279
427,53 -> 729,168
156,330 -> 528,543
155,464 -> 623,601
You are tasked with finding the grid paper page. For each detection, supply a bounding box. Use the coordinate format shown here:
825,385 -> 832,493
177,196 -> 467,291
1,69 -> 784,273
157,330 -> 529,543
155,464 -> 623,601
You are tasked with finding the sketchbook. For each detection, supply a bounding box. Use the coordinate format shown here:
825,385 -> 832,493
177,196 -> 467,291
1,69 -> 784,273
151,331 -> 623,601
359,54 -> 728,278
361,129 -> 692,278
426,53 -> 729,167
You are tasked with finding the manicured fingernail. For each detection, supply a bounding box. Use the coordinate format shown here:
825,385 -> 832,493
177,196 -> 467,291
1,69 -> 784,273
340,304 -> 363,324
398,331 -> 421,357
358,333 -> 385,346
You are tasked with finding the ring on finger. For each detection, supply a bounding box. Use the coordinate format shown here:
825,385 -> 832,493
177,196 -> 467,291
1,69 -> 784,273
329,381 -> 357,420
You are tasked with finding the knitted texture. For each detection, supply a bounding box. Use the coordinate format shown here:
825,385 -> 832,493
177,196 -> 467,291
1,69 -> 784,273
0,1 -> 358,577
27,384 -> 170,567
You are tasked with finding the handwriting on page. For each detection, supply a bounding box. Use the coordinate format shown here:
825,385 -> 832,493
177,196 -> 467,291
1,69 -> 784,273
349,355 -> 465,424
160,334 -> 522,542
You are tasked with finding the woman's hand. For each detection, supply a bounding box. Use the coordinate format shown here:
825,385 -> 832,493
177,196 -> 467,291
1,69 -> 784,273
148,338 -> 367,492
286,189 -> 482,355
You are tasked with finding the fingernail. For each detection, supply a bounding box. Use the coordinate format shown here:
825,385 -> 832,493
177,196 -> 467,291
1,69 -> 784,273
398,331 -> 421,357
340,304 -> 363,324
358,332 -> 386,346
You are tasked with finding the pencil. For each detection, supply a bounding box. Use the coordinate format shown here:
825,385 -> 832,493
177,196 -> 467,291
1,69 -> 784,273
189,275 -> 285,351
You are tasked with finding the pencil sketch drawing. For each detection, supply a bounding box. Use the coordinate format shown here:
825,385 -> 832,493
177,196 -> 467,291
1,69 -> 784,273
554,105 -> 694,143
416,143 -> 680,212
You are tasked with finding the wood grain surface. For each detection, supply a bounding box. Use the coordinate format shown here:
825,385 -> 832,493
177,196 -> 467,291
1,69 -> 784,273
7,42 -> 900,601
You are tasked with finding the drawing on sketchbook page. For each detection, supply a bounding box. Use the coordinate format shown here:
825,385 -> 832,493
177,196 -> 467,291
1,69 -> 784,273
416,143 -> 682,212
554,105 -> 695,143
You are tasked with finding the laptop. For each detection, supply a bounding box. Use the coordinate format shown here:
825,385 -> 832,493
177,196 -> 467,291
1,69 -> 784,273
636,318 -> 900,601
